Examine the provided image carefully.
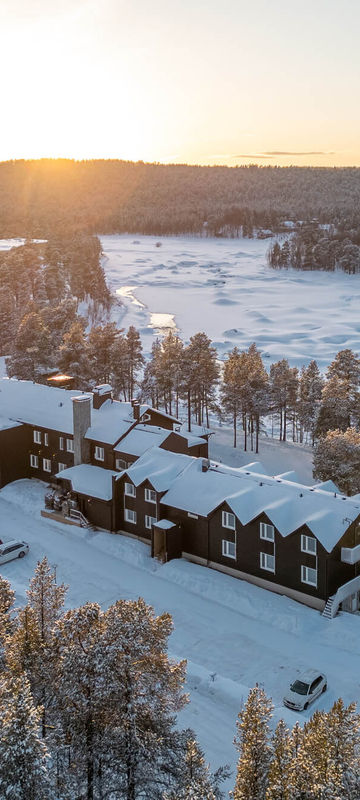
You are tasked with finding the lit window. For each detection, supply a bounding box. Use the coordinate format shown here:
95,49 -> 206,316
222,539 -> 236,559
145,515 -> 157,529
260,522 -> 275,541
145,488 -> 156,504
222,511 -> 235,530
43,459 -> 51,473
30,454 -> 38,468
301,535 -> 317,555
125,482 -> 136,497
260,552 -> 275,573
66,439 -> 74,453
94,446 -> 104,461
301,565 -> 317,587
125,508 -> 137,524
33,430 -> 41,444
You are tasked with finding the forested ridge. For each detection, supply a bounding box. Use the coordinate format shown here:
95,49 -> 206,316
1,159 -> 360,237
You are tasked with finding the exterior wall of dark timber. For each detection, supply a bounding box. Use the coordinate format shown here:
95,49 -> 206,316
160,432 -> 208,459
160,505 -> 209,560
326,515 -> 360,596
115,475 -> 160,541
77,495 -> 113,531
112,450 -> 137,470
89,440 -> 115,470
26,424 -> 75,483
0,425 -> 30,487
142,410 -> 175,430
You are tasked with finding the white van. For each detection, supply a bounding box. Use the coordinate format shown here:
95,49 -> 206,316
0,540 -> 29,564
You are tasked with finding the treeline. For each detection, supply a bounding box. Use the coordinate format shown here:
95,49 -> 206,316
268,220 -> 360,274
2,562 -> 360,799
1,160 -> 360,238
233,684 -> 360,800
0,559 -> 229,799
0,235 -> 111,357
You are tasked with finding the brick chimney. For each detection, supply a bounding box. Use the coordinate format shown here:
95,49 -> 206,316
72,395 -> 92,465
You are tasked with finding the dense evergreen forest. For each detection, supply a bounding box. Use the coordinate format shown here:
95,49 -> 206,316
1,159 -> 360,238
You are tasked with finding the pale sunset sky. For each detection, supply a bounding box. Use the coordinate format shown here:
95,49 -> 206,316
1,0 -> 359,166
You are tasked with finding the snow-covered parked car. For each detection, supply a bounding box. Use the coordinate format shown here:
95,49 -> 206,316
283,669 -> 327,711
0,540 -> 29,564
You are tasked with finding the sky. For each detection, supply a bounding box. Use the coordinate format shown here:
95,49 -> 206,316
1,0 -> 359,167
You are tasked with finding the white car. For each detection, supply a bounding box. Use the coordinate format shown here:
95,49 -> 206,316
283,669 -> 327,711
0,540 -> 29,564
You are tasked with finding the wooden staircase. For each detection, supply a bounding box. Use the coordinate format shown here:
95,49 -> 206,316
322,596 -> 335,619
68,508 -> 97,531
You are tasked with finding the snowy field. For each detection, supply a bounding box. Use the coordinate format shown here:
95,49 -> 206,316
101,234 -> 360,369
2,475 -> 360,792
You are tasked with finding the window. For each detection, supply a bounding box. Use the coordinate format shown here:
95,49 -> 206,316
116,458 -> 128,471
145,515 -> 157,529
222,539 -> 236,559
260,552 -> 275,573
30,454 -> 38,468
260,522 -> 275,541
33,430 -> 41,444
59,436 -> 64,450
94,446 -> 104,461
124,508 -> 137,524
301,565 -> 317,587
66,438 -> 74,453
301,534 -> 317,555
125,482 -> 136,497
145,488 -> 156,504
44,433 -> 49,447
43,458 -> 51,472
58,463 -> 67,472
222,511 -> 235,530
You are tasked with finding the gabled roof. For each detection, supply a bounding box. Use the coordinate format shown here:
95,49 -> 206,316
55,464 -> 118,501
114,424 -> 171,456
119,446 -> 194,493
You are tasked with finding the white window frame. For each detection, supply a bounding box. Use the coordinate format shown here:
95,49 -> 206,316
44,433 -> 49,447
301,565 -> 317,587
30,454 -> 38,468
124,482 -> 136,497
43,458 -> 51,473
145,488 -> 156,504
222,539 -> 236,559
59,436 -> 64,450
145,515 -> 157,529
33,430 -> 41,444
116,458 -> 127,471
260,522 -> 275,542
301,534 -> 317,555
66,438 -> 74,453
222,510 -> 235,530
94,446 -> 105,461
58,463 -> 67,472
124,508 -> 137,524
188,512 -> 198,519
260,552 -> 275,573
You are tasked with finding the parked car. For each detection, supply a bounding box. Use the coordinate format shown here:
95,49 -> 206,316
283,669 -> 327,711
0,540 -> 29,564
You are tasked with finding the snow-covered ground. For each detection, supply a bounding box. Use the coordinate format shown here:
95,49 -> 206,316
101,234 -> 360,369
1,472 -> 359,792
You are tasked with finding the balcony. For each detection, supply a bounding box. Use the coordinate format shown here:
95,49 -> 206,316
341,544 -> 360,565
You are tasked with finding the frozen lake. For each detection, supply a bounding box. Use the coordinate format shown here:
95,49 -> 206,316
101,234 -> 360,369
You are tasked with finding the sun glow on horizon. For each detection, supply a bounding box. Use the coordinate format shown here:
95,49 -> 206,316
1,0 -> 360,168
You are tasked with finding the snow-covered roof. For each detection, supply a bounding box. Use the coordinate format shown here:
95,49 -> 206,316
84,400 -> 135,444
120,447 -> 194,493
160,458 -> 360,553
0,379 -> 83,434
311,479 -> 340,493
114,424 -> 171,456
180,422 -> 213,439
154,519 -> 176,530
0,415 -> 23,432
55,464 -> 118,501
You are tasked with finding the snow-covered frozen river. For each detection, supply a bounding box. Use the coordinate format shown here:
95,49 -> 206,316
101,234 -> 360,369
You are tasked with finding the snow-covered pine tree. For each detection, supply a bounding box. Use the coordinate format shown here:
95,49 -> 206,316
0,575 -> 15,666
58,319 -> 91,389
88,321 -> 120,385
183,332 -> 219,427
6,309 -> 52,380
155,330 -> 184,417
246,342 -> 269,453
326,699 -> 360,799
0,674 -> 52,800
233,684 -> 273,800
293,710 -> 341,800
125,325 -> 145,400
266,719 -> 292,800
27,556 -> 67,644
163,733 -> 229,799
316,349 -> 360,437
298,360 -> 324,444
313,427 -> 360,495
269,360 -> 298,442
221,347 -> 249,448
